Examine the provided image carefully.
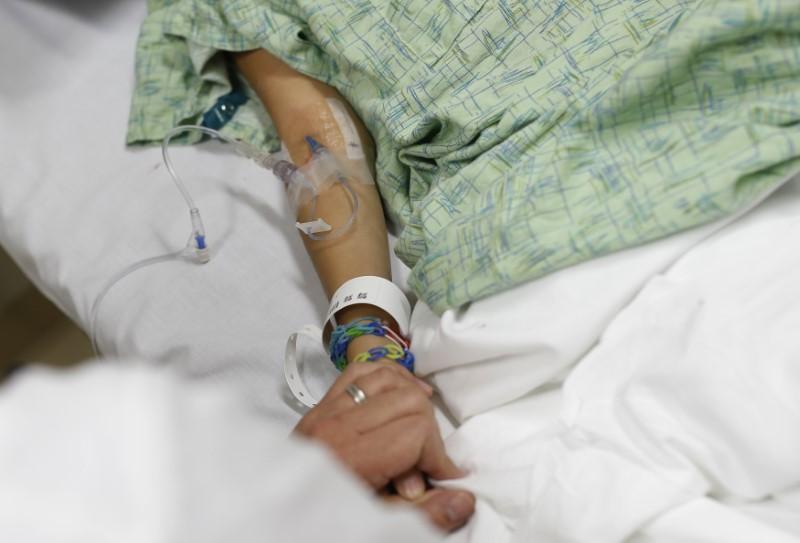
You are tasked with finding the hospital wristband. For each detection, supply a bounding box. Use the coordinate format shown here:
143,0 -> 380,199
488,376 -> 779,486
324,276 -> 411,341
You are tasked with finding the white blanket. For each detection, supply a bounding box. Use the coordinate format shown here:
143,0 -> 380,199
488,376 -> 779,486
0,361 -> 438,542
2,1 -> 799,542
419,177 -> 800,542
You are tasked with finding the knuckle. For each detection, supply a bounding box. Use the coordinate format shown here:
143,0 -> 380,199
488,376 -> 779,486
307,418 -> 336,440
374,365 -> 398,380
342,362 -> 370,380
374,359 -> 398,369
394,364 -> 413,376
374,360 -> 404,376
295,411 -> 319,436
365,366 -> 400,387
403,387 -> 429,410
294,420 -> 310,435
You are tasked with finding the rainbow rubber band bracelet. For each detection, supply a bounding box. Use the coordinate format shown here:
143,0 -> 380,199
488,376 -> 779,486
352,342 -> 415,373
328,317 -> 413,372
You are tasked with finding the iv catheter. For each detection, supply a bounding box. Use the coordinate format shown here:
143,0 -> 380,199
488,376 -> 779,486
160,125 -> 358,246
89,125 -> 360,355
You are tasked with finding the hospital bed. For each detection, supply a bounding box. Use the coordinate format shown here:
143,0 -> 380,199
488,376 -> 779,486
1,1 -> 799,542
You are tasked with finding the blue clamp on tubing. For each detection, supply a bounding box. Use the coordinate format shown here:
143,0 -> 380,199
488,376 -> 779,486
201,90 -> 248,130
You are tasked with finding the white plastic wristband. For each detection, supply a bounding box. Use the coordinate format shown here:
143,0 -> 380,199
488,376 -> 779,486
284,324 -> 324,408
325,276 -> 411,340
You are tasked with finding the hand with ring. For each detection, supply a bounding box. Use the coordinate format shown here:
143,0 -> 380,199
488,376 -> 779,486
294,360 -> 475,532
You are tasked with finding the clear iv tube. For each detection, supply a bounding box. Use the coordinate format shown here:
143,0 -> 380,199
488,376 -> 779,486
161,125 -> 244,210
161,125 -> 360,241
161,125 -> 303,196
90,249 -> 187,356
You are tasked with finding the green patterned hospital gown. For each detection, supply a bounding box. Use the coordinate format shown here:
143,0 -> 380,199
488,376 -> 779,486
128,0 -> 800,313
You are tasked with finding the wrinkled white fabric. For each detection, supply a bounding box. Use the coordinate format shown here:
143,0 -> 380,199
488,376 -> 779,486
418,178 -> 800,542
0,361 -> 439,543
411,219 -> 718,421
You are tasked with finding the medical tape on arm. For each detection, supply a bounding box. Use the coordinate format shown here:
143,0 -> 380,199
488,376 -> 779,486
326,98 -> 366,162
325,98 -> 374,185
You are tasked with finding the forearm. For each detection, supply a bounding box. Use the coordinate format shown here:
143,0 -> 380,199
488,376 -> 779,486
233,49 -> 394,327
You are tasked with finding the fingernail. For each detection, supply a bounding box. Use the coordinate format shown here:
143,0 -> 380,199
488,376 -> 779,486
445,492 -> 474,524
397,477 -> 426,500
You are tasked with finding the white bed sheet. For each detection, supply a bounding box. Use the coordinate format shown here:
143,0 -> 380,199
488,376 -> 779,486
2,2 -> 800,542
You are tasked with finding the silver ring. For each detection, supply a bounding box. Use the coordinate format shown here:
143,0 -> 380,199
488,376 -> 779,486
345,383 -> 367,405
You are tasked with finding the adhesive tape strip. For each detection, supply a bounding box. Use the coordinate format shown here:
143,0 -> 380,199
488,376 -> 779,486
326,98 -> 365,161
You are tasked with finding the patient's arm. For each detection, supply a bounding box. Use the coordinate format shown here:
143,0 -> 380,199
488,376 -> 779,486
234,49 -> 433,504
233,50 -> 396,335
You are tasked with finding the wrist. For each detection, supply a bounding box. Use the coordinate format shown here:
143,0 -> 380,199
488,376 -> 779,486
323,304 -> 397,349
346,333 -> 390,363
335,303 -> 397,331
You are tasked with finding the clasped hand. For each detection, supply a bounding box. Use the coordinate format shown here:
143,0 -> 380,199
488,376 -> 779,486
294,358 -> 475,532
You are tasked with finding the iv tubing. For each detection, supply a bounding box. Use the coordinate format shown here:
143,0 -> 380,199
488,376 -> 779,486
90,248 -> 188,356
91,125 -> 360,355
162,125 -> 243,209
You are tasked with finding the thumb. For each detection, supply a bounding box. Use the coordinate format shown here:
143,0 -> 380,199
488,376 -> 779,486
415,488 -> 475,532
416,429 -> 466,481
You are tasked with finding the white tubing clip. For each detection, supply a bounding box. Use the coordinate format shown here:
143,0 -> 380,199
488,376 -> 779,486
296,218 -> 332,235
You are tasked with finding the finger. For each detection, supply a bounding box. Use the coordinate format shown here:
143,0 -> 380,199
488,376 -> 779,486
393,469 -> 426,501
416,377 -> 434,396
415,488 -> 475,532
296,366 -> 420,435
332,385 -> 430,433
325,364 -> 423,414
381,488 -> 476,533
320,360 -> 421,405
412,417 -> 466,482
299,363 -> 430,433
351,414 -> 463,488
